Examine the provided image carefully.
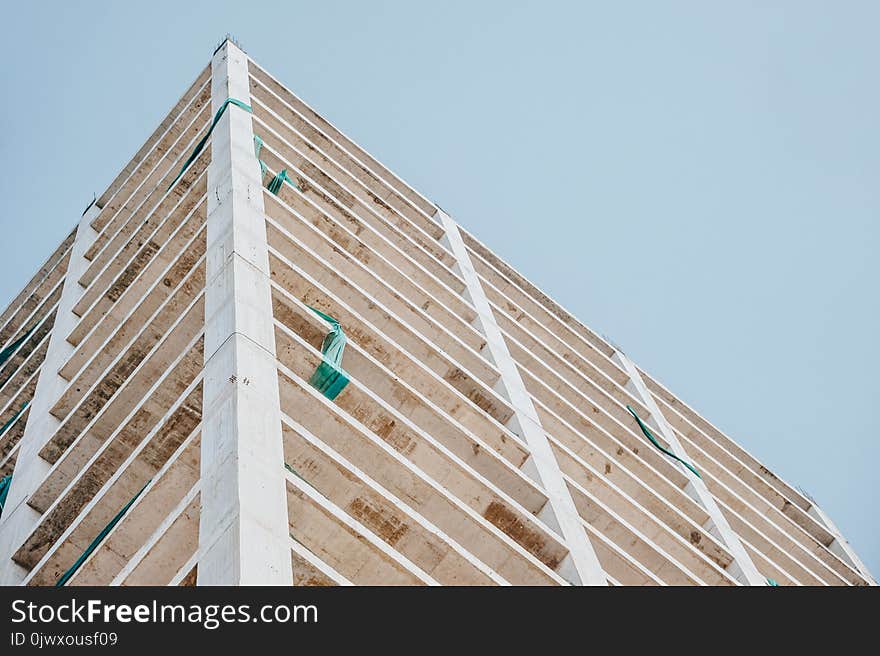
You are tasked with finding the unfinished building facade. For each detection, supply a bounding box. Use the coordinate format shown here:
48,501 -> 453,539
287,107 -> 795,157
0,39 -> 873,587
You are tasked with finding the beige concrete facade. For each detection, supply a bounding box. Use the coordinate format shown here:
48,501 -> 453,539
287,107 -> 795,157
0,39 -> 873,586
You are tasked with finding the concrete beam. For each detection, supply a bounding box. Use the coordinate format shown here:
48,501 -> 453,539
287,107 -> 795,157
248,64 -> 439,227
270,281 -> 526,463
83,131 -> 208,287
613,349 -> 765,586
438,210 -> 606,587
252,111 -> 458,277
93,65 -> 211,229
64,425 -> 201,585
290,538 -> 353,586
283,417 -> 506,585
0,232 -> 74,336
0,206 -> 99,586
277,369 -> 564,585
273,316 -> 542,512
284,470 -> 435,586
265,217 -> 512,419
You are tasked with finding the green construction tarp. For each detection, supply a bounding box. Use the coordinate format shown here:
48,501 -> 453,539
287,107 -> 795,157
0,401 -> 29,439
0,474 -> 11,518
55,481 -> 150,587
81,195 -> 97,217
307,306 -> 349,401
0,326 -> 35,369
254,134 -> 268,179
167,97 -> 253,190
626,405 -> 701,478
267,168 -> 297,195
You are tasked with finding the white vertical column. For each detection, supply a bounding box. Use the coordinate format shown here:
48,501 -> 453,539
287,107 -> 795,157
197,40 -> 292,585
613,349 -> 765,585
807,501 -> 875,584
0,208 -> 99,585
438,210 -> 606,586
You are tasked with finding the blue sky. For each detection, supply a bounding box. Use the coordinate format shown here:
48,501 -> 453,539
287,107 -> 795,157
1,1 -> 877,578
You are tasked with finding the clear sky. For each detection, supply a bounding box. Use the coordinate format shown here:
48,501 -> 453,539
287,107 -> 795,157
1,1 -> 877,578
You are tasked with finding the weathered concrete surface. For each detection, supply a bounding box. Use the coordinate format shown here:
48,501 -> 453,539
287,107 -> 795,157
0,206 -> 99,586
439,210 -> 606,587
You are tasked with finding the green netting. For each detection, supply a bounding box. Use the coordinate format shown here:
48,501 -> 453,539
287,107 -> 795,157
267,168 -> 298,195
55,480 -> 150,587
167,97 -> 253,190
81,195 -> 97,217
626,405 -> 701,479
0,326 -> 35,369
254,135 -> 268,179
306,306 -> 349,401
0,474 -> 11,518
0,401 -> 29,439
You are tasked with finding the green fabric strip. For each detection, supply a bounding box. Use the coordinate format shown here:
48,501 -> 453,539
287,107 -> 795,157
55,480 -> 150,587
767,578 -> 779,586
284,462 -> 303,480
306,306 -> 350,401
626,405 -> 701,478
284,462 -> 311,485
81,195 -> 97,217
253,136 -> 302,195
0,474 -> 11,517
267,168 -> 298,195
0,401 -> 29,439
167,97 -> 253,191
0,326 -> 35,369
254,135 -> 268,179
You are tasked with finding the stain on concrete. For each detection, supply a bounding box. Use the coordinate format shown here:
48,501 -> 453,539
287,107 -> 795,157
106,241 -> 161,302
483,500 -> 559,569
347,497 -> 409,546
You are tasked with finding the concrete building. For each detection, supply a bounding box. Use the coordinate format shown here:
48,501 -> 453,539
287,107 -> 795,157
0,38 -> 873,586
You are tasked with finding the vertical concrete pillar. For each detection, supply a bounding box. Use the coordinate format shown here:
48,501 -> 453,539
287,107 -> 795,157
613,350 -> 765,585
0,207 -> 99,585
196,40 -> 292,585
807,501 -> 875,584
438,210 -> 606,586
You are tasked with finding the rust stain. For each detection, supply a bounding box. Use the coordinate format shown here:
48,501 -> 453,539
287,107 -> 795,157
483,501 -> 559,569
301,575 -> 333,587
369,193 -> 392,213
179,566 -> 198,587
347,497 -> 409,546
372,418 -> 416,455
107,241 -> 160,302
444,368 -> 508,423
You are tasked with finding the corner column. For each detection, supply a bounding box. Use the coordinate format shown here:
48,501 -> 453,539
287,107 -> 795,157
807,500 -> 875,584
613,349 -> 765,585
438,210 -> 606,586
197,40 -> 292,585
0,207 -> 99,585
